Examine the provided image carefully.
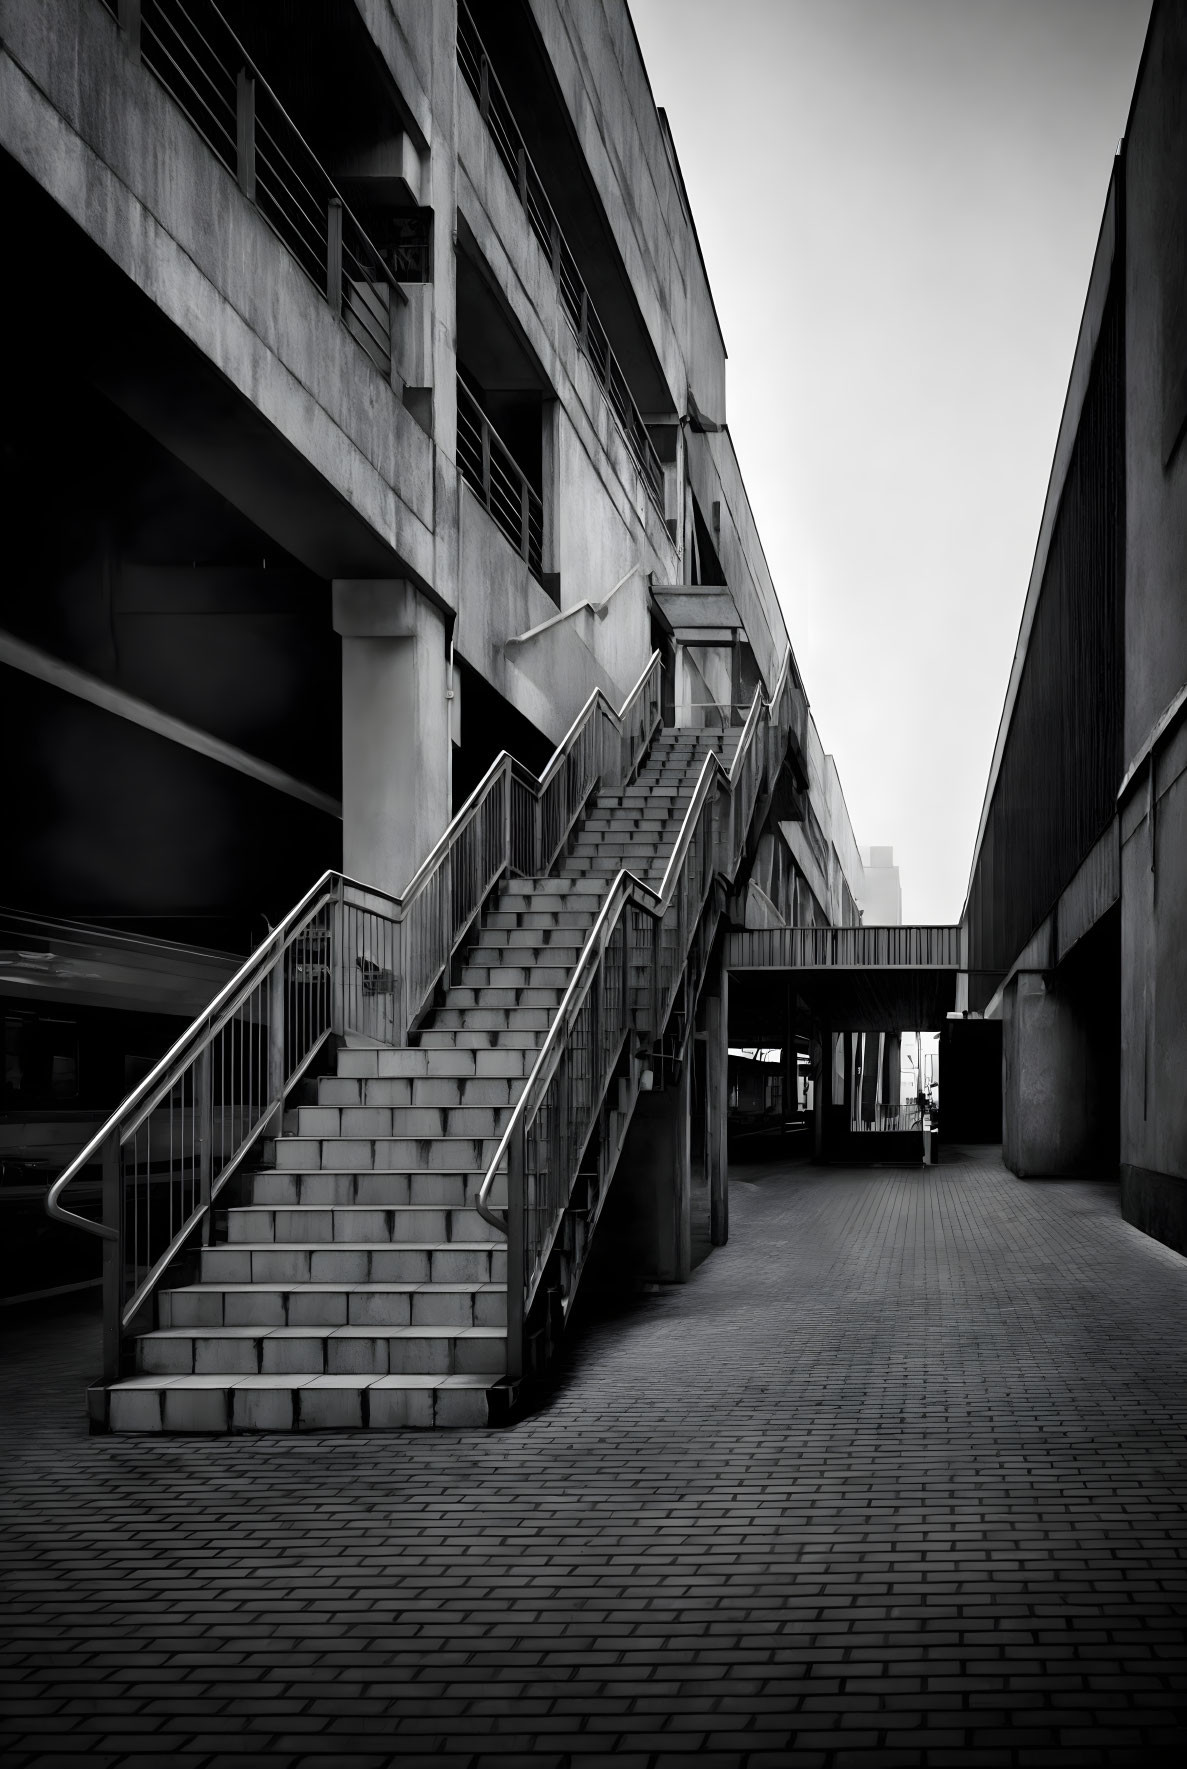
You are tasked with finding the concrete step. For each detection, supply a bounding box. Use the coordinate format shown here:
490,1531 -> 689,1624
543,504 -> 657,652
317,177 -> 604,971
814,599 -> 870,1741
418,1028 -> 543,1050
480,914 -> 595,935
202,1241 -> 506,1286
225,1203 -> 504,1245
134,1323 -> 506,1378
159,1281 -> 506,1330
295,1104 -> 512,1140
456,964 -> 572,988
339,1046 -> 534,1078
249,1170 -> 504,1209
105,1372 -> 495,1432
475,928 -> 588,953
441,986 -> 564,1010
431,1007 -> 551,1031
317,1075 -> 524,1108
271,1133 -> 508,1171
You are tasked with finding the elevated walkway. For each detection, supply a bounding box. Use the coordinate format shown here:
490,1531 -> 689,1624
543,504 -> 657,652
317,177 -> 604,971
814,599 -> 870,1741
728,923 -> 961,1031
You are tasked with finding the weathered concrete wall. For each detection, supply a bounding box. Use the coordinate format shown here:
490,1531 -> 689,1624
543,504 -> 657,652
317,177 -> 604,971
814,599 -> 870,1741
528,0 -> 727,424
1118,0 -> 1187,1239
0,0 -> 436,583
1002,921 -> 1119,1179
686,432 -> 787,694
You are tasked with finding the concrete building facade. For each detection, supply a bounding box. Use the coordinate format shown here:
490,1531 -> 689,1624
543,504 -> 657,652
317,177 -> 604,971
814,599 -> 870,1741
2,0 -> 870,1343
962,0 -> 1187,1252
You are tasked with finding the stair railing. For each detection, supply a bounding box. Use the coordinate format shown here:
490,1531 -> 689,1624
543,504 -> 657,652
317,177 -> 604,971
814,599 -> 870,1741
477,649 -> 795,1379
46,653 -> 663,1382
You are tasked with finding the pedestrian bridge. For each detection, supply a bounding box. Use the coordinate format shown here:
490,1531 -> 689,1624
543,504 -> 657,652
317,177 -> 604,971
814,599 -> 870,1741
728,923 -> 962,1032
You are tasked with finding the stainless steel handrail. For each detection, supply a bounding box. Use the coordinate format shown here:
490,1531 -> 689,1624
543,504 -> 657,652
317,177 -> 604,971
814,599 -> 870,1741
46,868 -> 341,1239
45,649 -> 662,1378
475,650 -> 794,1369
456,1 -> 666,515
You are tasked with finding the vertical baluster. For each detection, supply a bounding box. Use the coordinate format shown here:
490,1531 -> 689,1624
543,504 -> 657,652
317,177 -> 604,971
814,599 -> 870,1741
196,1043 -> 212,1246
267,947 -> 285,1136
101,1128 -> 122,1383
331,881 -> 345,1035
507,1122 -> 525,1383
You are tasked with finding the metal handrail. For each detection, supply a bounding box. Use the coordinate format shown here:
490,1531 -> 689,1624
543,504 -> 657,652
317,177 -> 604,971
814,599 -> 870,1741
476,650 -> 795,1373
105,0 -> 406,382
46,649 -> 663,1379
46,868 -> 339,1240
456,378 -> 545,578
456,1 -> 666,517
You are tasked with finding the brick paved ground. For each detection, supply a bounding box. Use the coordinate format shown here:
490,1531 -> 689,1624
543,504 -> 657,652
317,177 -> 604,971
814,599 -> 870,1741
3,1148 -> 1186,1768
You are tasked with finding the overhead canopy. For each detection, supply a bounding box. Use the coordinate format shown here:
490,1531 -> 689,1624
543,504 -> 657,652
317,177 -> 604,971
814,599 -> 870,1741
650,586 -> 740,647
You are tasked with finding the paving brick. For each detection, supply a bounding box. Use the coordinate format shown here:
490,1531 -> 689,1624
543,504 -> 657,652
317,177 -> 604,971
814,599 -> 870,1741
3,1156 -> 1187,1764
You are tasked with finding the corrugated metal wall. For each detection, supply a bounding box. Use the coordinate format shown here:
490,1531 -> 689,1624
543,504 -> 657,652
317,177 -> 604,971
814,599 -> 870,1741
967,281 -> 1124,1010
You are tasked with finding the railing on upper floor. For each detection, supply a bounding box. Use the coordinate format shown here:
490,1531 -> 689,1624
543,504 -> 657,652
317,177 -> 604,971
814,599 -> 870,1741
477,649 -> 798,1379
456,1 -> 666,519
99,0 -> 406,380
46,652 -> 664,1384
727,924 -> 963,971
456,378 -> 545,580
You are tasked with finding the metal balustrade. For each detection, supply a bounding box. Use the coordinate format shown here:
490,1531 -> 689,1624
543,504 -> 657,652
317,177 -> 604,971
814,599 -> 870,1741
46,654 -> 664,1383
477,650 -> 797,1380
727,923 -> 963,971
456,379 -> 545,578
101,0 -> 406,379
457,2 -> 666,518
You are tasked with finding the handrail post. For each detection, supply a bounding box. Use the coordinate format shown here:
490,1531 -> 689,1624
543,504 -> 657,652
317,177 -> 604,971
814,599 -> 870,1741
506,1124 -> 525,1383
266,954 -> 284,1137
326,198 -> 343,316
195,1042 -> 213,1246
330,879 -> 346,1035
520,476 -> 530,563
101,1129 -> 122,1383
503,758 -> 513,880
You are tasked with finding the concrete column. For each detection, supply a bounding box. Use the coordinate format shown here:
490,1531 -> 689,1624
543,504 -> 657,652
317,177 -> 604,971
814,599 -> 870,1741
614,1055 -> 692,1282
333,579 -> 450,898
1002,969 -> 1117,1177
813,1022 -> 829,1159
781,980 -> 797,1130
861,1031 -> 880,1125
705,968 -> 729,1246
883,1031 -> 901,1124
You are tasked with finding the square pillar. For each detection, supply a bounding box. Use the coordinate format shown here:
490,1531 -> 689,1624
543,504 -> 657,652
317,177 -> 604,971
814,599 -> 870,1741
1002,968 -> 1118,1177
705,967 -> 729,1246
333,580 -> 450,899
613,1055 -> 692,1282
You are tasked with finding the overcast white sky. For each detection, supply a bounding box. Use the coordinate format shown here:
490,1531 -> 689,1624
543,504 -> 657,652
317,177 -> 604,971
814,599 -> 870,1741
630,0 -> 1150,924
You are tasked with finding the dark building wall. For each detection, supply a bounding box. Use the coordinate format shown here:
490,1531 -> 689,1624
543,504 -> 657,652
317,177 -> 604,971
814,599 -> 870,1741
1120,0 -> 1187,1226
966,276 -> 1125,1010
939,1018 -> 1003,1144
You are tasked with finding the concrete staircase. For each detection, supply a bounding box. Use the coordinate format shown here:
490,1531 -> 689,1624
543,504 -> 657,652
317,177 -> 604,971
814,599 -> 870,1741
106,728 -> 740,1431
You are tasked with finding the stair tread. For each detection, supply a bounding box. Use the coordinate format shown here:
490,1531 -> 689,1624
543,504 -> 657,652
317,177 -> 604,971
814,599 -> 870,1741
163,1287 -> 505,1301
143,1324 -> 506,1339
109,1372 -> 496,1390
